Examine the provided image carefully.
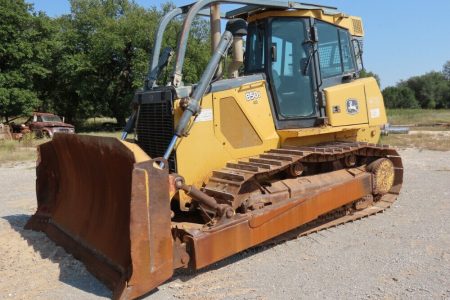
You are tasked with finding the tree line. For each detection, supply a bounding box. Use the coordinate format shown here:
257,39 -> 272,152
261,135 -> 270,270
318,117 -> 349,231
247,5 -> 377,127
1,0 -> 449,126
382,61 -> 450,109
0,0 -> 210,125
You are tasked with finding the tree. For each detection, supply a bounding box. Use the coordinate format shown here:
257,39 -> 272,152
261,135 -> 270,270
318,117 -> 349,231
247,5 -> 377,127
0,0 -> 48,122
61,0 -> 160,125
404,72 -> 450,109
443,61 -> 450,80
383,86 -> 419,109
359,69 -> 381,87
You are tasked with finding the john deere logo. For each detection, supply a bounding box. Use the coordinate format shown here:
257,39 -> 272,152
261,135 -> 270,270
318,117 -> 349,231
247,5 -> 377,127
346,99 -> 359,115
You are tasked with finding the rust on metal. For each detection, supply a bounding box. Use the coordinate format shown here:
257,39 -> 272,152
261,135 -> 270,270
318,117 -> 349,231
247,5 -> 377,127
185,169 -> 373,269
26,139 -> 404,300
25,135 -> 173,300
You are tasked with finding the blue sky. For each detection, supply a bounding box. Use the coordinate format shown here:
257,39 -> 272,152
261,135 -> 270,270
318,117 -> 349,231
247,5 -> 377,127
30,0 -> 450,88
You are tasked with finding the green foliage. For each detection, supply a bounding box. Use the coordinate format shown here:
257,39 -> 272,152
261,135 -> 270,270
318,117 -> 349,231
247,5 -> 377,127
0,0 -> 211,125
443,61 -> 450,80
383,86 -> 419,109
0,0 -> 50,121
401,72 -> 450,109
359,69 -> 381,87
61,0 -> 161,125
382,62 -> 450,109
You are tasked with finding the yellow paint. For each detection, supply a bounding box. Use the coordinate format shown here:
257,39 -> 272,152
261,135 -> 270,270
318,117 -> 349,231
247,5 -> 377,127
174,80 -> 279,210
364,78 -> 388,126
212,80 -> 279,158
162,8 -> 388,211
144,169 -> 150,207
172,76 -> 385,211
278,125 -> 380,147
121,140 -> 150,163
324,79 -> 369,126
324,78 -> 387,128
248,10 -> 364,37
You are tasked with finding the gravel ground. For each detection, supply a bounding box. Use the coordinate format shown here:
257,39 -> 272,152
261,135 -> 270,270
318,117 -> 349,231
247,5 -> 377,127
1,148 -> 449,300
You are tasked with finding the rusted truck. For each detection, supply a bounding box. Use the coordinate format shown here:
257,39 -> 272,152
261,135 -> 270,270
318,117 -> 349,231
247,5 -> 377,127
21,112 -> 75,138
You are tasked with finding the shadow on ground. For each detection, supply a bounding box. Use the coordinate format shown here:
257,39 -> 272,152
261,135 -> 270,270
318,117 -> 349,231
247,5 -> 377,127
4,212 -> 316,299
3,214 -> 111,298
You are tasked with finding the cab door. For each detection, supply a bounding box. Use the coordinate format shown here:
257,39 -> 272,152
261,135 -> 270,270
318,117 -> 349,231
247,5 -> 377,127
267,18 -> 319,129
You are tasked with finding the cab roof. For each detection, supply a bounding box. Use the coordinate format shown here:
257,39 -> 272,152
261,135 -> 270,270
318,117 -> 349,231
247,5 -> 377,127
225,2 -> 341,19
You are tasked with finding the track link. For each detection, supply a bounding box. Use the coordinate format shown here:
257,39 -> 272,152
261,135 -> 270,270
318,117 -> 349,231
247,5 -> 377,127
203,141 -> 404,236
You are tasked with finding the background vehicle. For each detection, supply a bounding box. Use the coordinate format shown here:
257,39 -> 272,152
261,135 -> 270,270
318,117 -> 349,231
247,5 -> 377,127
24,112 -> 75,138
26,1 -> 403,299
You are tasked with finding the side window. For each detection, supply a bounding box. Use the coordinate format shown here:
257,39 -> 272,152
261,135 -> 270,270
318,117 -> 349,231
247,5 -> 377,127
317,21 -> 355,78
37,116 -> 43,122
339,29 -> 355,72
317,22 -> 342,78
246,23 -> 265,72
353,39 -> 364,71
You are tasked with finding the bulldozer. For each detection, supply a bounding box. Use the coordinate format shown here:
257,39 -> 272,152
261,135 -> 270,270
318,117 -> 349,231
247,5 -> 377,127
26,1 -> 403,299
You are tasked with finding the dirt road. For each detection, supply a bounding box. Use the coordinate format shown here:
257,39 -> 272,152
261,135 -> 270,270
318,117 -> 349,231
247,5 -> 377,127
1,148 -> 450,299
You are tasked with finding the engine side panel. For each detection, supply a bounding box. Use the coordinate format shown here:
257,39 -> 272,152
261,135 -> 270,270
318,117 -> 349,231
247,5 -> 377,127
174,77 -> 386,210
324,77 -> 387,127
175,79 -> 279,210
324,79 -> 369,127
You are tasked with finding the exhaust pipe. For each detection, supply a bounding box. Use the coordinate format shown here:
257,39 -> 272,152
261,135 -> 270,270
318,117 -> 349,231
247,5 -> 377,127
226,19 -> 247,78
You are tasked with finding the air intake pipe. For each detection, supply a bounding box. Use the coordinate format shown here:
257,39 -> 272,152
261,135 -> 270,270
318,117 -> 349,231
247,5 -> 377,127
226,18 -> 247,78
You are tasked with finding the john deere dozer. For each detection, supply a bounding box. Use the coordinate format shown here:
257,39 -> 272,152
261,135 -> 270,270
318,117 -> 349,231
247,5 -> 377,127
26,1 -> 403,299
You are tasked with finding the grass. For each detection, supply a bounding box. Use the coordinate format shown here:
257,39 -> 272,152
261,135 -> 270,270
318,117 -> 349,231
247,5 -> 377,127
79,131 -> 123,138
0,135 -> 46,164
383,109 -> 450,151
387,109 -> 450,126
0,131 -> 125,165
381,132 -> 450,151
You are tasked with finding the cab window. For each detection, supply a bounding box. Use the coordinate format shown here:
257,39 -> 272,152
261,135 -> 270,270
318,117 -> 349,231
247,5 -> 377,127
340,29 -> 355,72
270,18 -> 315,118
317,21 -> 355,78
246,22 -> 266,73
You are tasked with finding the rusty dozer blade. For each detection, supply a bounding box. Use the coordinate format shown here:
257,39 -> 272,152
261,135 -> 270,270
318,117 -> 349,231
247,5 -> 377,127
25,134 -> 173,299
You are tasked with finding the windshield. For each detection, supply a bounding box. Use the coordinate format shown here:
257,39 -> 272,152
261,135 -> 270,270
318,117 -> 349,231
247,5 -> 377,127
41,115 -> 62,122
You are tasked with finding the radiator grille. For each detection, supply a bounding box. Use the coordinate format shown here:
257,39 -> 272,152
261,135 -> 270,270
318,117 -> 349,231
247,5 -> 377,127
136,100 -> 177,172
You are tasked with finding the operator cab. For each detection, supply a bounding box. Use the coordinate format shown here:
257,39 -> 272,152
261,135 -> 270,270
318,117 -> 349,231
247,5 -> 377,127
244,15 -> 363,128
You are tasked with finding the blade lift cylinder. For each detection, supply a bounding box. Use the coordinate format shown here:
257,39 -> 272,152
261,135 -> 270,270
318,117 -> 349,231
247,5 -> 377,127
162,30 -> 233,164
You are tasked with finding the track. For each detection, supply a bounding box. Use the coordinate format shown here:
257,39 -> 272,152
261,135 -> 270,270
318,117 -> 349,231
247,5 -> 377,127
203,141 -> 404,237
